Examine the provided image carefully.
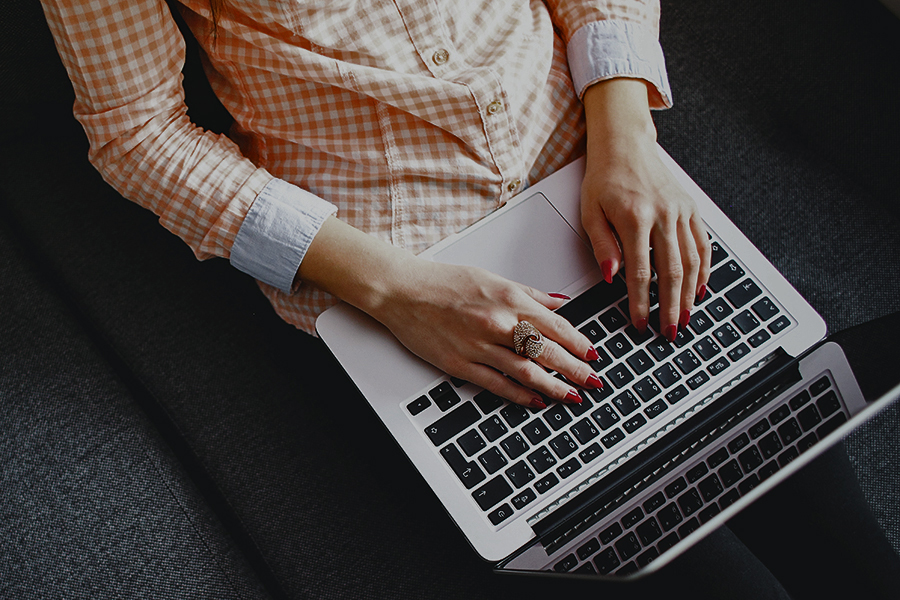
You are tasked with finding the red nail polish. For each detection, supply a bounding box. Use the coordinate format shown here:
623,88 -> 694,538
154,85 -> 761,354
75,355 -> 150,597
586,347 -> 600,362
635,317 -> 648,334
564,389 -> 583,404
664,324 -> 677,343
530,398 -> 547,409
680,309 -> 691,329
698,284 -> 708,301
601,260 -> 614,284
549,292 -> 571,300
586,373 -> 604,389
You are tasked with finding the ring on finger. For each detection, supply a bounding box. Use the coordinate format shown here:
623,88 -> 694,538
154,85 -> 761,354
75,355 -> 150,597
513,320 -> 544,359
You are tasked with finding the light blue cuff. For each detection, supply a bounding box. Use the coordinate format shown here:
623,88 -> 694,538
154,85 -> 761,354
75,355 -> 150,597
568,20 -> 673,107
230,178 -> 337,293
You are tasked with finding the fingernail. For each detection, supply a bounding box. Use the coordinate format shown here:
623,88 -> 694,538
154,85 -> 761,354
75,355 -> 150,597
549,292 -> 571,300
601,260 -> 614,284
586,373 -> 604,389
664,324 -> 678,343
635,317 -> 648,334
564,389 -> 583,404
679,309 -> 691,329
530,398 -> 547,409
697,284 -> 708,301
586,347 -> 600,362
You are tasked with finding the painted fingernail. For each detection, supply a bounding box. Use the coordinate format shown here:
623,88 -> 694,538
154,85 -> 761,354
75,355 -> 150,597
680,309 -> 691,329
564,389 -> 583,404
664,324 -> 678,343
549,292 -> 571,300
697,284 -> 708,301
635,317 -> 648,334
601,260 -> 614,284
530,398 -> 547,409
586,373 -> 604,389
586,347 -> 600,362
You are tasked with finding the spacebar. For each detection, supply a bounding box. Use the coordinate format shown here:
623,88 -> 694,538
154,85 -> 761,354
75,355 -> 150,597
555,278 -> 627,327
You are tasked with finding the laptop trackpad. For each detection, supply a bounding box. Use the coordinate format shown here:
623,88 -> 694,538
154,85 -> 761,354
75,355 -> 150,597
431,191 -> 598,294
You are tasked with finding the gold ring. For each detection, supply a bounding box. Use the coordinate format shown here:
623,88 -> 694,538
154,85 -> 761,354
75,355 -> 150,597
513,320 -> 544,359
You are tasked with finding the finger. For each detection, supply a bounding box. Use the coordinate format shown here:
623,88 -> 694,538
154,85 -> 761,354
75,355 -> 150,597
651,223 -> 684,342
677,217 -> 702,328
516,283 -> 570,311
460,362 -> 551,408
620,223 -> 653,333
583,210 -> 622,284
691,216 -> 712,300
524,307 -> 600,364
483,342 -> 583,404
533,337 -> 604,394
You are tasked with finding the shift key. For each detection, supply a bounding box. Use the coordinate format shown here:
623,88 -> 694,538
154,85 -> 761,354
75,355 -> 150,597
425,401 -> 480,446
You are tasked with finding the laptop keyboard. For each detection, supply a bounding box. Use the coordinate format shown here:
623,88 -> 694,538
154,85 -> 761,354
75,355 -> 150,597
406,237 -> 795,528
550,372 -> 848,576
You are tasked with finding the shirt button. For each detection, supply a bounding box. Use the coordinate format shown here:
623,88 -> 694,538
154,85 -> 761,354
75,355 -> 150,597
507,179 -> 521,193
487,100 -> 503,115
432,49 -> 450,65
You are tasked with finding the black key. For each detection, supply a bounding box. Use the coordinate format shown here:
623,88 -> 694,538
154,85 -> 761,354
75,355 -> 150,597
592,404 -> 621,430
698,504 -> 721,524
748,329 -> 771,348
751,297 -> 780,321
728,433 -> 750,454
707,448 -> 729,469
625,324 -> 655,346
686,370 -> 711,390
622,506 -> 644,529
473,390 -> 504,415
727,343 -> 750,362
633,377 -> 661,402
606,363 -> 635,389
431,381 -> 462,411
816,390 -> 841,419
672,328 -> 695,348
738,446 -> 763,473
598,307 -> 629,332
636,518 -> 663,546
707,260 -> 745,293
665,384 -> 690,405
478,447 -> 508,474
757,431 -> 783,459
777,447 -> 800,468
571,418 -> 600,444
693,336 -> 721,361
657,503 -> 683,531
674,350 -> 701,374
588,347 -> 614,372
534,473 -> 559,495
706,298 -> 734,322
458,429 -> 486,457
527,447 -> 557,474
554,554 -> 578,573
408,395 -> 431,415
797,404 -> 822,432
733,310 -> 760,335
658,533 -> 680,553
643,491 -> 666,513
712,323 -> 741,348
685,462 -> 709,483
523,419 -> 551,444
719,490 -> 740,509
613,390 -> 641,416
689,310 -> 715,334
585,382 -> 614,403
556,278 -> 628,326
648,281 -> 660,307
653,363 -> 681,389
677,489 -> 704,517
738,474 -> 760,496
440,444 -> 486,489
811,376 -> 832,396
817,412 -> 848,438
768,315 -> 791,335
718,460 -> 744,487
758,460 -> 779,481
605,334 -> 634,359
567,394 -> 593,417
601,428 -> 626,449
725,279 -> 762,308
777,418 -> 802,445
789,390 -> 812,411
472,477 -> 512,510
488,503 -> 514,525
579,442 -> 604,464
599,522 -> 624,545
549,432 -> 578,459
505,460 -> 535,488
698,473 -> 724,502
499,432 -> 529,460
644,399 -> 668,420
478,415 -> 508,442
623,414 -> 647,434
425,402 -> 481,446
710,240 -> 728,266
577,538 -> 602,562
450,377 -> 468,387
665,476 -> 688,499
797,432 -> 818,453
500,403 -> 530,428
544,404 -> 573,431
707,357 -> 729,376
769,404 -> 791,425
748,418 -> 771,439
615,532 -> 642,561
511,488 -> 537,510
637,547 -> 660,568
618,299 -> 631,320
579,320 -> 607,344
626,350 -> 655,376
556,457 -> 581,479
647,337 -> 675,361
594,547 -> 621,575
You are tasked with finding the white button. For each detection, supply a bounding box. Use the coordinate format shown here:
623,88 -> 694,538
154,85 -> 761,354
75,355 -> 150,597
487,100 -> 503,115
507,179 -> 521,193
432,49 -> 449,65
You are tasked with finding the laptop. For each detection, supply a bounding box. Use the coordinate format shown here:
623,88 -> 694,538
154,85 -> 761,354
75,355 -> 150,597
316,146 -> 898,578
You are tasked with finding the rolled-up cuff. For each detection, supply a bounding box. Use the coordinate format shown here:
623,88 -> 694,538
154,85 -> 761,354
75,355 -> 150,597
230,178 -> 337,293
568,20 -> 673,109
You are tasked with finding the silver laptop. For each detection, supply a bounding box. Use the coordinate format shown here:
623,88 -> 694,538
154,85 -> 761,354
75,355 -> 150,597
316,146 -> 897,578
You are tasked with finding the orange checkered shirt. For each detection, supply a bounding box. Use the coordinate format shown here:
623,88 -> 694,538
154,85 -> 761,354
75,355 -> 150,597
41,0 -> 671,334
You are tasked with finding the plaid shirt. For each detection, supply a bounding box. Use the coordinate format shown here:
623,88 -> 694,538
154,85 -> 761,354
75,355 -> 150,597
41,0 -> 671,334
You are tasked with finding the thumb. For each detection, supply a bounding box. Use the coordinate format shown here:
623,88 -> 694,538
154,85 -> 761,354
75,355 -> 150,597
585,213 -> 623,284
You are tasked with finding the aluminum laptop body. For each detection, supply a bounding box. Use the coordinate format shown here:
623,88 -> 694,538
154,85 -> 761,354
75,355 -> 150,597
316,146 -> 887,578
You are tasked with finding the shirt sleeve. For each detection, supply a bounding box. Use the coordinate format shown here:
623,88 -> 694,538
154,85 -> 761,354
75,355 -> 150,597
543,0 -> 672,108
39,0 -> 336,293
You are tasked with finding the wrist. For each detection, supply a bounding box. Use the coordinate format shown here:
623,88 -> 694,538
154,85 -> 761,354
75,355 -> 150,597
583,78 -> 657,153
